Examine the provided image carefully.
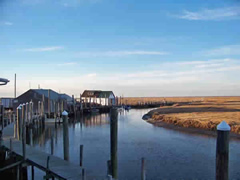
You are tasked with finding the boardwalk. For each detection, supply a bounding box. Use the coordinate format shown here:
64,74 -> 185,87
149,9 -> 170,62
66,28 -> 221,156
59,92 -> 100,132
2,124 -> 102,180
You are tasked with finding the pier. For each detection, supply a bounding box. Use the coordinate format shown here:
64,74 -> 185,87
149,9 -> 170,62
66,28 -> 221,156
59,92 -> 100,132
0,103 -> 107,180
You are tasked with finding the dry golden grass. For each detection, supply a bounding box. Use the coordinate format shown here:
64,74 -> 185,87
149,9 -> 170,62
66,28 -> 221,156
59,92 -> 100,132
123,96 -> 240,105
141,97 -> 240,134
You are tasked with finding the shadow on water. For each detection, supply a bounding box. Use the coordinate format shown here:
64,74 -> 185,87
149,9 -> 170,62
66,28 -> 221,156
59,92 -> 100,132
30,109 -> 240,179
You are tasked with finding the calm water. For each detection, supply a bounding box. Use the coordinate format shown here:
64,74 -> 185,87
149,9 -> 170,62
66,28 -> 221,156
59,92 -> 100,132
31,108 -> 240,179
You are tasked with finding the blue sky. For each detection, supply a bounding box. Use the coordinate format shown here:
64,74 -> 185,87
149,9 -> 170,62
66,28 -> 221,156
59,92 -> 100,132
1,0 -> 240,97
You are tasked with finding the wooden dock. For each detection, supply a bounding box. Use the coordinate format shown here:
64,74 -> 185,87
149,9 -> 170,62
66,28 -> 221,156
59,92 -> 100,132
1,124 -> 104,180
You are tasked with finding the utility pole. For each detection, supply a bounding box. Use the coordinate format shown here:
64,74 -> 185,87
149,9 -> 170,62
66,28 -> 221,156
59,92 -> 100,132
14,73 -> 16,98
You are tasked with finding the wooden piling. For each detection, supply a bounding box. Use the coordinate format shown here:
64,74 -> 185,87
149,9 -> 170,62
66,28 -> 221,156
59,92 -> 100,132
141,157 -> 146,180
31,101 -> 34,124
14,114 -> 17,138
82,168 -> 85,180
42,94 -> 45,117
107,175 -> 113,180
80,94 -> 83,114
51,136 -> 54,155
72,95 -> 76,117
17,106 -> 22,140
61,101 -> 64,112
31,166 -> 34,180
80,144 -> 83,166
1,105 -> 4,130
10,138 -> 12,151
53,101 -> 55,120
62,111 -> 69,161
57,102 -> 60,118
38,101 -> 40,116
216,121 -> 230,180
29,128 -> 33,146
17,165 -> 20,180
26,102 -> 29,123
29,101 -> 32,123
48,89 -> 50,117
110,108 -> 118,179
22,104 -> 26,160
107,160 -> 111,176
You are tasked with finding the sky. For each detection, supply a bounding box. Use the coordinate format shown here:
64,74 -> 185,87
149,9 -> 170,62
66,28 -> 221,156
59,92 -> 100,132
0,0 -> 240,97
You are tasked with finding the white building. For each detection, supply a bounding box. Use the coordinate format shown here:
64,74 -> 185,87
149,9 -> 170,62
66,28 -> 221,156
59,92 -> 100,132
81,90 -> 116,106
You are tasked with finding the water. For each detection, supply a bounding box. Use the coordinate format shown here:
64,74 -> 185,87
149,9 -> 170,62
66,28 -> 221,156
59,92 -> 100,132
31,109 -> 240,179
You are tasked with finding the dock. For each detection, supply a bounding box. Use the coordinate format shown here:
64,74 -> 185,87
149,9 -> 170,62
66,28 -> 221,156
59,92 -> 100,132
1,123 -> 103,180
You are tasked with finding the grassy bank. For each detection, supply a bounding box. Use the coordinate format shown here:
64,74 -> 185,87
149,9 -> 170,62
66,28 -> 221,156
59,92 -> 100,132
143,97 -> 240,134
123,96 -> 240,105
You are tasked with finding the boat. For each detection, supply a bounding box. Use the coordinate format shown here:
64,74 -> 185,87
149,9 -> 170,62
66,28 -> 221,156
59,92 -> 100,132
87,108 -> 99,114
117,106 -> 124,112
124,105 -> 131,110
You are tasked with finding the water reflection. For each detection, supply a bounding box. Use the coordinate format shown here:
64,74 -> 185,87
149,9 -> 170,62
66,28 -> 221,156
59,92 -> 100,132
30,109 -> 240,179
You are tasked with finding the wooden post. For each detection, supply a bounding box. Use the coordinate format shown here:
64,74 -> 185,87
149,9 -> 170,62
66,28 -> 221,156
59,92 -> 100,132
110,108 -> 118,179
48,89 -> 50,118
17,106 -> 22,140
90,97 -> 92,109
107,160 -> 111,176
80,144 -> 83,166
26,102 -> 29,124
29,101 -> 32,124
38,101 -> 40,116
57,102 -> 60,118
22,104 -> 26,160
10,138 -> 13,151
54,101 -> 56,120
31,165 -> 34,180
72,95 -> 75,117
51,136 -> 54,155
42,94 -> 45,117
1,105 -> 4,130
29,128 -> 33,146
107,175 -> 112,180
14,113 -> 17,138
17,165 -> 20,180
62,111 -> 69,161
31,101 -> 34,123
61,101 -> 64,112
82,168 -> 85,180
141,157 -> 146,180
80,94 -> 82,113
216,121 -> 230,180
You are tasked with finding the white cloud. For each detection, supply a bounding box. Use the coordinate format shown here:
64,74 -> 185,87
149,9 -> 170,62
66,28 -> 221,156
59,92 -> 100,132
4,22 -> 13,26
22,46 -> 64,52
177,59 -> 230,65
76,50 -> 168,57
174,6 -> 240,20
195,63 -> 223,68
118,58 -> 239,81
1,57 -> 240,97
204,45 -> 240,56
86,73 -> 97,77
57,62 -> 77,66
0,21 -> 13,26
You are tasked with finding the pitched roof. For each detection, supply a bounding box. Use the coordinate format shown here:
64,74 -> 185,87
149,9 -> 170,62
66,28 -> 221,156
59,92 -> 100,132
82,90 -> 114,98
32,89 -> 60,100
99,91 -> 114,98
60,93 -> 72,101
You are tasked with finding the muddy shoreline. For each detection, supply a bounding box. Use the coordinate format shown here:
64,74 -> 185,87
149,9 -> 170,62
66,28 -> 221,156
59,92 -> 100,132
143,109 -> 240,140
145,118 -> 240,139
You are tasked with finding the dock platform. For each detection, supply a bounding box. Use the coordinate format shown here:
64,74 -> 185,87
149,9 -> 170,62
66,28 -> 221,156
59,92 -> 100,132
1,123 -> 102,180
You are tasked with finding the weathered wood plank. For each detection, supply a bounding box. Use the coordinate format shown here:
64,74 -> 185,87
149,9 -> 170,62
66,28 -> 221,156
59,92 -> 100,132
2,138 -> 83,180
2,123 -> 101,180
